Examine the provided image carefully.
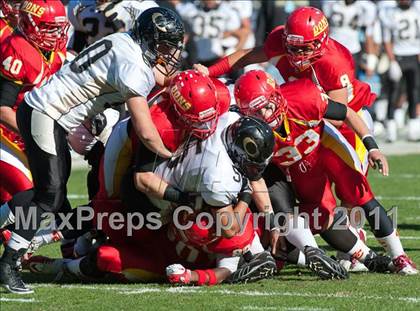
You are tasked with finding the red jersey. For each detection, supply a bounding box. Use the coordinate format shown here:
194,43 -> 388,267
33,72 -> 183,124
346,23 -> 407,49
0,32 -> 66,110
0,17 -> 13,44
263,26 -> 376,112
271,78 -> 327,168
130,96 -> 184,155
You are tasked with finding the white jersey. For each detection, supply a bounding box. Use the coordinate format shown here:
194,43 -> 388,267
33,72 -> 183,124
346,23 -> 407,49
177,2 -> 241,62
25,33 -> 155,132
323,0 -> 377,54
224,0 -> 255,52
381,5 -> 420,56
68,0 -> 157,45
150,111 -> 243,212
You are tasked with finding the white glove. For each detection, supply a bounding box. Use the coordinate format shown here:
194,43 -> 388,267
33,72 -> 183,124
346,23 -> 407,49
363,53 -> 379,72
388,60 -> 402,82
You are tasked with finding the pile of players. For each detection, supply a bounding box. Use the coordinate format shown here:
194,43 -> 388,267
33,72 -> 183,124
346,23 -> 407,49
0,0 -> 417,295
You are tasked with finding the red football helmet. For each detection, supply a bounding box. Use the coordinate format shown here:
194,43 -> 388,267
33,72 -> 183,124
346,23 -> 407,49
234,70 -> 287,129
284,6 -> 329,70
0,0 -> 20,26
170,70 -> 220,140
18,0 -> 69,51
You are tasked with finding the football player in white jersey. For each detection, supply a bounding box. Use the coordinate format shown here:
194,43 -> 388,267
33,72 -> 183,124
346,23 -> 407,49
323,0 -> 378,70
176,0 -> 242,66
68,0 -> 158,52
381,0 -> 420,141
0,7 -> 184,294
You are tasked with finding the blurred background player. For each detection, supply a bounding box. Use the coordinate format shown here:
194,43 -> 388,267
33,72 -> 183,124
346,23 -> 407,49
176,0 -> 243,70
380,0 -> 420,142
67,0 -> 158,53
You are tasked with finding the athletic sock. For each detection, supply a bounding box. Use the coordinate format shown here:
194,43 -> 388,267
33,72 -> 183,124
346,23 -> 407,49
0,203 -> 15,228
376,229 -> 405,259
347,238 -> 372,262
286,216 -> 318,250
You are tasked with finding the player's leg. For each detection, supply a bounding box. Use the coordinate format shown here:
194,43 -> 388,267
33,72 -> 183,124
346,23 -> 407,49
324,147 -> 418,275
402,55 -> 420,141
0,103 -> 71,293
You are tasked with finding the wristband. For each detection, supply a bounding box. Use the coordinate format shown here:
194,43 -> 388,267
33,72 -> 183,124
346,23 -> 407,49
238,191 -> 252,205
208,56 -> 231,77
163,186 -> 189,204
362,135 -> 379,152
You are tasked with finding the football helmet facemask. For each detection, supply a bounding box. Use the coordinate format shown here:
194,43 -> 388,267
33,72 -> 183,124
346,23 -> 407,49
133,7 -> 185,77
234,70 -> 287,129
170,70 -> 220,140
225,116 -> 275,181
284,6 -> 329,70
18,0 -> 69,51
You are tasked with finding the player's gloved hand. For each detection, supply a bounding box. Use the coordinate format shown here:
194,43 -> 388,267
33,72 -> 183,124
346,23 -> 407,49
388,60 -> 402,82
368,149 -> 389,176
193,64 -> 209,76
166,264 -> 192,285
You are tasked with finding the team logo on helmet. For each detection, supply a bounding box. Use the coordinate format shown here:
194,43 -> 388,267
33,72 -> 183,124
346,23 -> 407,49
170,85 -> 191,111
243,137 -> 260,159
313,16 -> 328,37
152,12 -> 168,33
267,76 -> 276,89
21,1 -> 45,18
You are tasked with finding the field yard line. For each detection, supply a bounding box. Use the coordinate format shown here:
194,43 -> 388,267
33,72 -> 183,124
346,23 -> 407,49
367,235 -> 420,240
30,284 -> 420,304
241,306 -> 333,311
68,194 -> 420,201
0,297 -> 37,303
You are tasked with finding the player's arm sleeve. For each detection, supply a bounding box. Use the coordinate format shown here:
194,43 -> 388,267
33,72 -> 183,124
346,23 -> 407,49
0,77 -> 22,108
115,62 -> 155,100
263,26 -> 285,59
324,99 -> 348,121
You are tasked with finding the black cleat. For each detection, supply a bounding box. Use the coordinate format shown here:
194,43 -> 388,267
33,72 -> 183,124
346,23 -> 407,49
0,247 -> 33,294
304,246 -> 349,280
226,251 -> 277,284
364,251 -> 393,273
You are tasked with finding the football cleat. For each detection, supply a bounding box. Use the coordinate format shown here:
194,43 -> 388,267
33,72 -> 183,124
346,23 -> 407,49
304,246 -> 348,280
0,247 -> 33,294
166,264 -> 192,285
392,254 -> 418,275
226,251 -> 277,284
363,251 -> 393,273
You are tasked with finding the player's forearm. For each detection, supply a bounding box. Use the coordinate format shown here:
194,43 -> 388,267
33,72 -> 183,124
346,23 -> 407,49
127,97 -> 172,158
250,178 -> 273,214
208,46 -> 267,77
0,106 -> 19,134
344,107 -> 370,139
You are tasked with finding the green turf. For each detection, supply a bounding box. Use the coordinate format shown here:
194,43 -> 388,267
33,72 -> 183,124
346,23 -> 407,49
1,155 -> 419,310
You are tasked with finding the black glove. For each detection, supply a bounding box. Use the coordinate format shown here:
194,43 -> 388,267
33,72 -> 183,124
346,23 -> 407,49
304,246 -> 349,280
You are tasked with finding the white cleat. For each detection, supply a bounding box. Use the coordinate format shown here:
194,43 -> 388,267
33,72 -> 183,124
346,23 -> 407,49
393,254 -> 418,275
407,119 -> 420,141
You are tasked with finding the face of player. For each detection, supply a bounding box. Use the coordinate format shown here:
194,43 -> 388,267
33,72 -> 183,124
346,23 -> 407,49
155,42 -> 183,77
201,0 -> 221,10
253,102 -> 282,128
397,0 -> 412,10
286,43 -> 319,70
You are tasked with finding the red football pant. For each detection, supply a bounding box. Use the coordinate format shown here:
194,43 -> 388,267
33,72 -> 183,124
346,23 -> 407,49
0,160 -> 32,204
288,145 -> 374,233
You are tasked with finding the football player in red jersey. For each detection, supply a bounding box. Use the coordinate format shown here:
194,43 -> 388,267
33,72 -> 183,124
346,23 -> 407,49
0,0 -> 19,43
234,70 -> 418,275
0,0 -> 69,206
194,6 -> 375,175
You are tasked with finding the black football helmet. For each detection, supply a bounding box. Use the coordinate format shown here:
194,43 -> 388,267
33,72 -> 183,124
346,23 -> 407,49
132,7 -> 185,77
225,116 -> 275,181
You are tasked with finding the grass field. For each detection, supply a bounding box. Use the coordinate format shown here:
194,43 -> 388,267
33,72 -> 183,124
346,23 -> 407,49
1,154 -> 420,310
